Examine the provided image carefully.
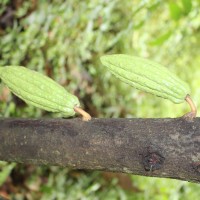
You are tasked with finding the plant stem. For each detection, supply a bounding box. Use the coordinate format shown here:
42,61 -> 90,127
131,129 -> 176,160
74,106 -> 91,121
184,95 -> 197,119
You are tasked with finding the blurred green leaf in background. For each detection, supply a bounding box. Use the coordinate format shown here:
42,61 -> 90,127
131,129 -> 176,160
0,0 -> 200,199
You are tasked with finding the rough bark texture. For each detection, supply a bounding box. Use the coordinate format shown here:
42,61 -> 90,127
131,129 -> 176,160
0,117 -> 199,183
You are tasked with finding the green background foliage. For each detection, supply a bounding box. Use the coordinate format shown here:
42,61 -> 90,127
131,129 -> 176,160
0,0 -> 200,199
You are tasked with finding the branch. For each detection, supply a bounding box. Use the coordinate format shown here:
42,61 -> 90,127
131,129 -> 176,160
0,118 -> 199,183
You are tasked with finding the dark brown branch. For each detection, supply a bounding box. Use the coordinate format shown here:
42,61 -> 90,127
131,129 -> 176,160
0,118 -> 199,183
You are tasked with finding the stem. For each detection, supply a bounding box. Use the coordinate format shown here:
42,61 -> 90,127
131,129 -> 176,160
74,106 -> 91,121
0,118 -> 200,183
184,94 -> 197,118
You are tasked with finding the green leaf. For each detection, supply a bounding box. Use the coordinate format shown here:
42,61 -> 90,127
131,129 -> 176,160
149,31 -> 172,46
0,162 -> 16,186
181,0 -> 192,15
169,2 -> 182,21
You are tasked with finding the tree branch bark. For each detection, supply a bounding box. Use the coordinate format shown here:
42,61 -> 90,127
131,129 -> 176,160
0,118 -> 199,183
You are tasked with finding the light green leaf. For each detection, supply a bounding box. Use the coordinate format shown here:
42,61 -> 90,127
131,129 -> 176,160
169,2 -> 182,21
149,31 -> 172,46
181,0 -> 192,15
